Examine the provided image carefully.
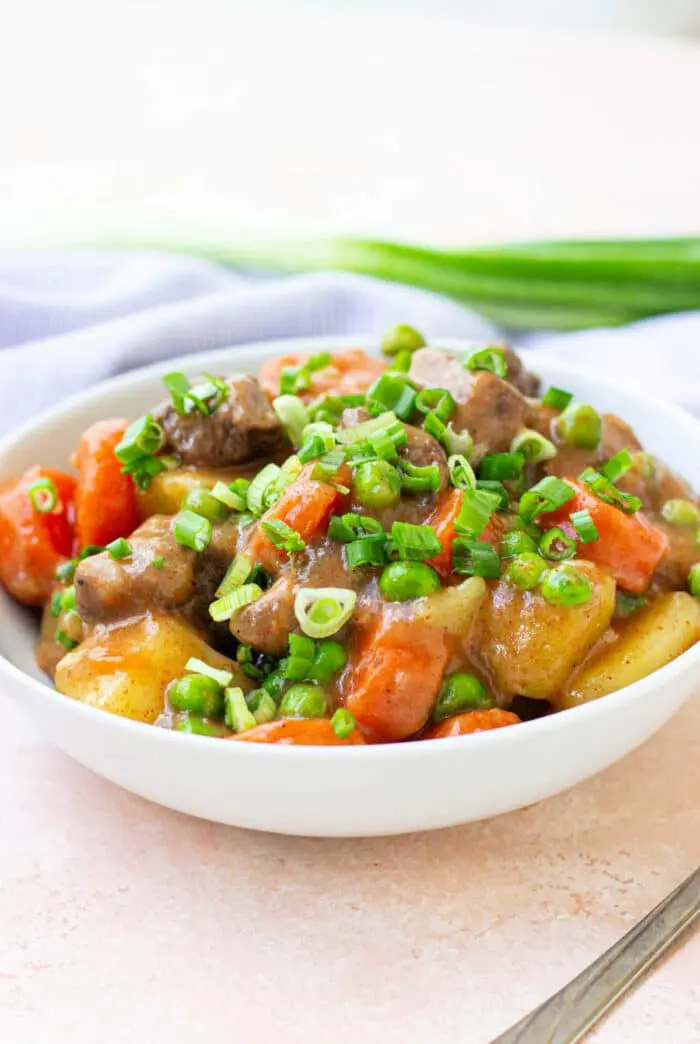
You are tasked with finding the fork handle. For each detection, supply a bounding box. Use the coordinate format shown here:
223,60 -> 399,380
491,867 -> 700,1044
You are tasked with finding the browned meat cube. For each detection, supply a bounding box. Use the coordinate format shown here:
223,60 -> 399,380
155,375 -> 288,468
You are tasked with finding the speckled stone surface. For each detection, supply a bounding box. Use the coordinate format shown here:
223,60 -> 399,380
1,685 -> 698,1044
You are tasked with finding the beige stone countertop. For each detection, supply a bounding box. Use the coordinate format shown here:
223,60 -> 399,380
1,685 -> 698,1043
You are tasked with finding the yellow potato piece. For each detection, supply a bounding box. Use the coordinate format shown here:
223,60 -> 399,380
479,561 -> 616,700
55,612 -> 244,724
136,466 -> 257,519
560,592 -> 700,709
414,576 -> 487,639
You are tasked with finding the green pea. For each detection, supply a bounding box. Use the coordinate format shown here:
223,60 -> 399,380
379,560 -> 441,602
172,713 -> 231,737
556,403 -> 602,451
432,673 -> 493,722
381,323 -> 426,357
182,488 -> 230,524
540,564 -> 593,606
661,499 -> 700,527
504,552 -> 548,591
169,674 -> 225,718
279,683 -> 329,719
309,640 -> 348,684
688,563 -> 700,599
353,460 -> 402,510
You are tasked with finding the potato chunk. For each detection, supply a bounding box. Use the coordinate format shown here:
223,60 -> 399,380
479,561 -> 615,700
136,466 -> 257,519
559,591 -> 700,709
55,612 -> 244,724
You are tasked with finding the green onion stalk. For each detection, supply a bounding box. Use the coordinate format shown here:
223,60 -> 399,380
110,234 -> 700,331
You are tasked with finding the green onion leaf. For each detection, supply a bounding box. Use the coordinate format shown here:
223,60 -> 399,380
448,454 -> 477,492
106,537 -> 132,560
247,463 -> 282,516
476,480 -> 509,511
209,583 -> 263,623
55,559 -> 77,582
210,481 -> 247,512
56,630 -> 78,652
479,453 -> 524,482
162,371 -> 191,414
273,394 -> 310,446
184,657 -> 234,688
328,513 -> 385,543
415,388 -> 456,423
224,686 -> 257,732
500,530 -> 538,558
579,467 -> 641,514
452,539 -> 501,578
366,374 -> 417,422
601,449 -> 634,484
542,386 -> 573,411
443,423 -> 473,457
345,536 -> 387,569
261,519 -> 307,555
381,323 -> 425,356
174,510 -> 212,552
50,590 -> 64,617
510,428 -> 557,464
464,346 -> 508,378
569,508 -> 599,543
311,448 -> 347,483
397,459 -> 441,495
454,487 -> 501,538
386,521 -> 441,561
519,475 -> 576,523
114,413 -> 165,465
216,552 -> 253,598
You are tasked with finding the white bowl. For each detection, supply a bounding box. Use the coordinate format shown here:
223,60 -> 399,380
1,336 -> 699,837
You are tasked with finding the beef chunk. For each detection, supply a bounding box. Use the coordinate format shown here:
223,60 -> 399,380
501,345 -> 541,397
408,345 -> 540,399
75,516 -> 196,625
653,523 -> 698,590
155,375 -> 287,468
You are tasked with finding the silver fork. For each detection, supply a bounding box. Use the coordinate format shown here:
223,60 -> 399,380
491,867 -> 700,1044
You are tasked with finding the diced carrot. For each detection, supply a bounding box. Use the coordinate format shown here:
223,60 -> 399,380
542,479 -> 669,593
0,466 -> 77,605
423,709 -> 521,740
71,419 -> 140,549
258,348 -> 386,402
230,719 -> 367,746
342,618 -> 450,742
427,489 -> 506,578
246,463 -> 351,570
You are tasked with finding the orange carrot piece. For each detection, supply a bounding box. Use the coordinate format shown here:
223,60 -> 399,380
258,348 -> 385,402
543,479 -> 668,593
71,419 -> 140,549
423,709 -> 521,739
342,618 -> 450,742
230,719 -> 367,746
0,466 -> 77,605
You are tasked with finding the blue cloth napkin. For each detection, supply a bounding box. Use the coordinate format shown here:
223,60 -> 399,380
1,250 -> 698,437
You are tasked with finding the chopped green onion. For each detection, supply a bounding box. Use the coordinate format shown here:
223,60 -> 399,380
162,371 -> 191,414
353,460 -> 401,510
476,480 -> 509,511
216,552 -> 253,597
423,410 -> 446,446
331,708 -> 356,738
309,641 -> 347,684
209,583 -> 263,622
542,386 -> 573,411
261,519 -> 307,555
387,521 -> 441,561
181,373 -> 229,416
519,475 -> 576,523
397,460 -> 441,495
294,587 -> 357,638
614,591 -> 647,618
539,527 -> 577,561
504,552 -> 548,591
184,657 -> 234,688
152,556 -> 166,569
569,508 -> 599,544
289,633 -> 316,661
540,564 -> 593,606
346,536 -> 387,569
601,449 -> 633,483
443,423 -> 473,457
121,454 -> 170,491
328,513 -> 385,543
381,323 -> 425,356
114,413 -> 165,464
464,346 -> 507,379
510,428 -> 557,463
311,448 -> 347,484
298,422 -> 336,462
60,585 -> 77,612
105,537 -> 132,560
452,539 -> 501,578
210,481 -> 247,512
50,590 -> 64,617
454,487 -> 501,538
661,499 -> 700,527
27,477 -> 59,514
415,388 -> 457,423
273,394 -> 310,446
366,374 -> 417,422
432,673 -> 492,722
174,510 -> 212,552
247,463 -> 281,516
279,683 -> 329,719
479,453 -> 524,482
225,686 -> 257,732
579,467 -> 642,514
379,560 -> 441,601
448,454 -> 477,492
688,564 -> 700,599
262,669 -> 286,701
307,393 -> 365,426
79,544 -> 105,560
337,411 -> 406,449
268,456 -> 303,503
280,652 -> 316,681
389,349 -> 413,373
55,559 -> 77,582
56,630 -> 78,651
501,530 -> 538,558
248,690 -> 277,724
557,403 -> 603,450
280,352 -> 332,395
